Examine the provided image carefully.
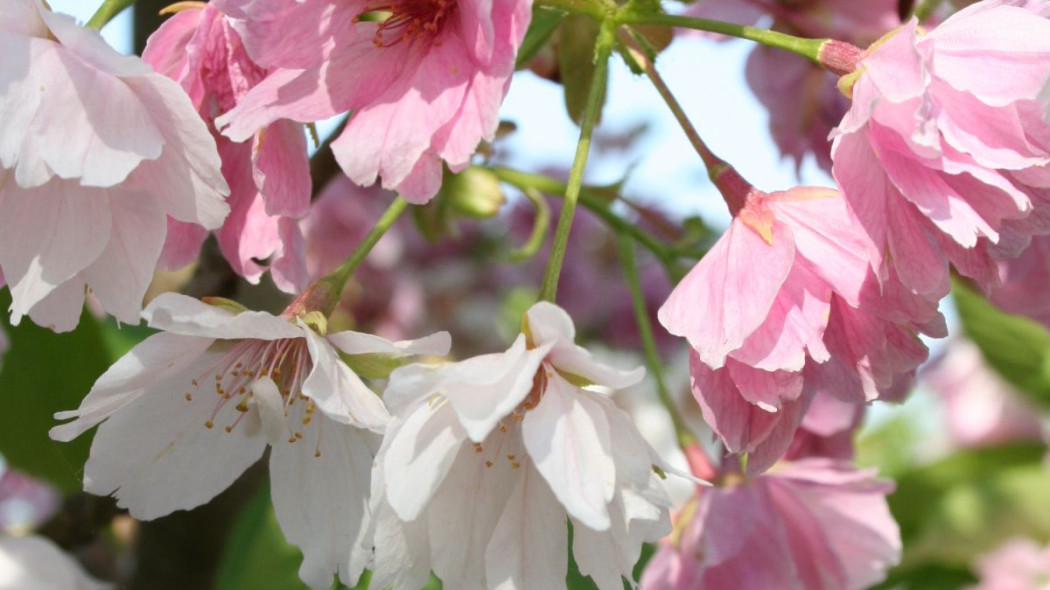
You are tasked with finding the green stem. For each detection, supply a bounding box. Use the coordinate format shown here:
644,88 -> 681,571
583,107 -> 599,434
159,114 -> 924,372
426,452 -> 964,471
538,18 -> 617,303
291,197 -> 408,317
616,234 -> 696,450
913,0 -> 943,21
534,0 -> 606,19
490,167 -> 698,277
618,12 -> 827,63
86,0 -> 135,30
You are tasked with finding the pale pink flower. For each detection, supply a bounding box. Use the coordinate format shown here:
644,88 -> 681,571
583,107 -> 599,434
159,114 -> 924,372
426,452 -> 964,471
213,0 -> 532,203
641,459 -> 901,590
923,339 -> 1043,448
0,0 -> 230,331
0,534 -> 111,590
50,293 -> 450,589
0,468 -> 60,535
991,234 -> 1050,327
831,0 -> 1050,298
143,4 -> 311,293
969,538 -> 1050,590
371,302 -> 673,590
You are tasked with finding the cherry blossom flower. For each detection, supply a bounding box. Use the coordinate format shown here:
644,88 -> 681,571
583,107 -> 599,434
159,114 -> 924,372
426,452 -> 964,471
641,459 -> 901,590
0,467 -> 60,535
923,339 -> 1044,448
0,0 -> 230,331
0,534 -> 111,590
212,0 -> 532,203
831,0 -> 1050,298
50,293 -> 450,589
143,4 -> 310,293
370,302 -> 673,590
991,234 -> 1050,328
968,538 -> 1050,590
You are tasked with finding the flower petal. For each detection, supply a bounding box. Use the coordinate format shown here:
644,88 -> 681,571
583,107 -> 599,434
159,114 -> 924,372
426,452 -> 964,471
300,321 -> 390,431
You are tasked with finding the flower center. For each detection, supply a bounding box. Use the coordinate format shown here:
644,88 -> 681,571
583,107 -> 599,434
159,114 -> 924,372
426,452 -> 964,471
182,338 -> 322,454
359,0 -> 457,47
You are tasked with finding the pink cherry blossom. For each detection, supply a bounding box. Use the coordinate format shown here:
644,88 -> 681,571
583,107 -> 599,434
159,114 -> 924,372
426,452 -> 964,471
371,302 -> 673,590
641,459 -> 901,590
923,339 -> 1044,448
51,293 -> 450,589
212,0 -> 532,203
143,4 -> 310,293
0,0 -> 230,331
0,534 -> 111,590
968,538 -> 1050,590
0,468 -> 60,535
831,0 -> 1050,298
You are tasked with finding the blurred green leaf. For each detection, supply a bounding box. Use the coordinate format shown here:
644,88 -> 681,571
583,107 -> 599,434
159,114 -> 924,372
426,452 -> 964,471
884,443 -> 1050,585
0,292 -> 111,493
954,281 -> 1050,411
560,15 -> 607,126
215,483 -> 308,590
516,7 -> 564,69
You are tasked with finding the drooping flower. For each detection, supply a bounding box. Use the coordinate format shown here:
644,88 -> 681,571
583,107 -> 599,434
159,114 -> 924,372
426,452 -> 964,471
991,234 -> 1050,328
371,301 -> 673,590
968,538 -> 1050,590
0,534 -> 112,590
0,0 -> 230,331
51,293 -> 450,589
143,4 -> 311,293
212,0 -> 532,203
831,0 -> 1050,298
641,459 -> 901,590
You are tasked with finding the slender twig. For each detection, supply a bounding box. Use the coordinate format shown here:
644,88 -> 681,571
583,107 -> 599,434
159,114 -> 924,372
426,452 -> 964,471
86,0 -> 135,30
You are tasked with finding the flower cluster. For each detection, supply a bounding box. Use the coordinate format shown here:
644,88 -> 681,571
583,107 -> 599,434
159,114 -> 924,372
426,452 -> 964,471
2,0 -> 1050,587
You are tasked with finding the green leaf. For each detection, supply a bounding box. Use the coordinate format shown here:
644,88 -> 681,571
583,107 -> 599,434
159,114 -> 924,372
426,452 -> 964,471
884,444 -> 1050,583
0,292 -> 112,493
215,483 -> 312,590
516,7 -> 564,69
560,15 -> 607,126
953,280 -> 1050,411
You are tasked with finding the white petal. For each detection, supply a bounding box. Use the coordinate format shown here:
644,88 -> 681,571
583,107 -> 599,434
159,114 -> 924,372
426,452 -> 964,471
427,431 -> 525,589
370,499 -> 433,590
382,362 -> 446,416
143,293 -> 302,339
81,188 -> 166,325
250,377 -> 287,446
549,343 -> 645,390
522,373 -> 615,531
269,418 -> 375,589
440,336 -> 553,442
50,332 -> 213,441
382,402 -> 465,522
0,180 -> 110,323
327,330 -> 451,357
300,321 -> 390,431
524,301 -> 575,346
23,277 -> 85,332
82,365 -> 267,519
0,535 -> 112,590
485,464 -> 568,590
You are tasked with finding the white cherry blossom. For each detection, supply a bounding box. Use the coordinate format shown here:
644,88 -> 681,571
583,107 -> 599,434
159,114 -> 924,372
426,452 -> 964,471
50,293 -> 449,589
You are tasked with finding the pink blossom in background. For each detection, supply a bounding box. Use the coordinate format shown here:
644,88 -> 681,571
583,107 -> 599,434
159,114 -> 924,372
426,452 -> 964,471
968,538 -> 1050,590
831,0 -> 1050,299
991,234 -> 1050,328
214,0 -> 532,203
51,293 -> 450,588
371,302 -> 672,590
923,339 -> 1044,448
641,459 -> 900,590
685,0 -> 902,171
0,468 -> 60,535
143,4 -> 310,293
0,0 -> 230,331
